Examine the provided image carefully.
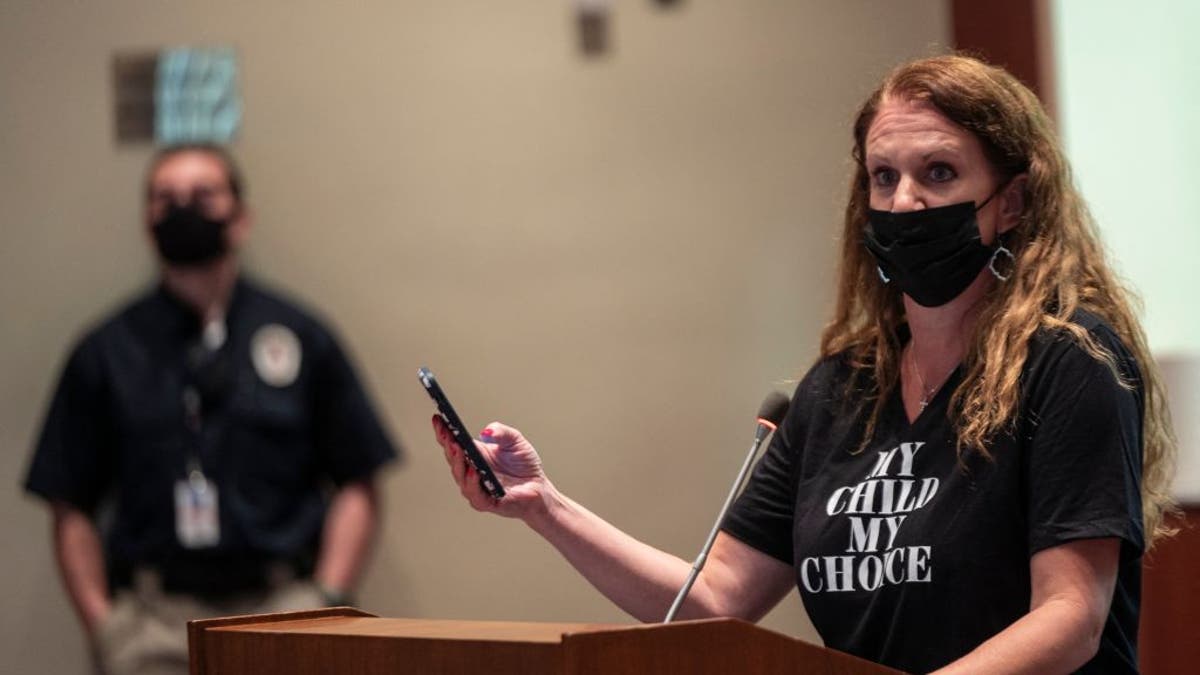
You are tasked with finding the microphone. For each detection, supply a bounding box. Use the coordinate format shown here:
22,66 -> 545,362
663,391 -> 791,623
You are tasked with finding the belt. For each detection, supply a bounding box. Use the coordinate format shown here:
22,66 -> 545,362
110,556 -> 311,597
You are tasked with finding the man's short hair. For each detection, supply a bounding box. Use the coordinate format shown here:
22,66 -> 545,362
145,143 -> 245,205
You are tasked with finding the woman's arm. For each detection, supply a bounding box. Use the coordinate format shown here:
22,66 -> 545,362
528,491 -> 795,622
933,537 -> 1120,674
435,417 -> 795,622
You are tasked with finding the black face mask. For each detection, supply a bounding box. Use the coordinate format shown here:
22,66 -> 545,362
152,203 -> 231,265
863,196 -> 1012,307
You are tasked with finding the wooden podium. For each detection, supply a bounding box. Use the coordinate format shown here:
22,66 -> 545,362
189,607 -> 901,674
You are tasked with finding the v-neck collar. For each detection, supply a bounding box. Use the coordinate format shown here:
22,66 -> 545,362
892,355 -> 963,428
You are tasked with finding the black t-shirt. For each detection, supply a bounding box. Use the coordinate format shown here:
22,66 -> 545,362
723,311 -> 1144,673
24,278 -> 399,584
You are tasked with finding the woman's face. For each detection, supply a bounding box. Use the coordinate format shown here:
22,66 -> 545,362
864,97 -> 1009,244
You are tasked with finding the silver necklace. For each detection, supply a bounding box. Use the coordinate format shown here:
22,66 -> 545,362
907,346 -> 941,411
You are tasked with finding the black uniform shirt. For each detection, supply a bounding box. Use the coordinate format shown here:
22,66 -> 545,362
723,311 -> 1143,673
25,278 -> 399,586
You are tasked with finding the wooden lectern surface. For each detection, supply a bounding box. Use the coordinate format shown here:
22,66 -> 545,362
190,608 -> 901,675
215,615 -> 625,642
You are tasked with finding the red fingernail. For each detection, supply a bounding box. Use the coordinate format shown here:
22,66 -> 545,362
480,428 -> 494,437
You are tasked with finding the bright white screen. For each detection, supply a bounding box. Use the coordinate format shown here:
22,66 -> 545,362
1051,0 -> 1200,499
1052,0 -> 1200,356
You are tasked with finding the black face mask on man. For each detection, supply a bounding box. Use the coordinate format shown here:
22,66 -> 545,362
151,202 -> 232,266
863,191 -> 1014,307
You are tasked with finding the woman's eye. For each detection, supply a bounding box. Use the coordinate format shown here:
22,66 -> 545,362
928,163 -> 956,182
872,168 -> 898,187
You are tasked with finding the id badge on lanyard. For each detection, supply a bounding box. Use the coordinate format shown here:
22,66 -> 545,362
175,467 -> 220,548
176,386 -> 220,548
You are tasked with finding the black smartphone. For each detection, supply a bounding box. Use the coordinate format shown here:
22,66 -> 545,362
418,367 -> 506,499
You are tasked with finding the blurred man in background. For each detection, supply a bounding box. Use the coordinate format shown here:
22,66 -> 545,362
23,144 -> 400,675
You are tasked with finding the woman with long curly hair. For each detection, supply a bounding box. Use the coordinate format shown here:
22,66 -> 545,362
432,54 -> 1175,673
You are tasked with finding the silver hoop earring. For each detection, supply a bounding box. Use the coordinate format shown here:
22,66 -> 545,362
877,266 -> 891,284
988,246 -> 1014,281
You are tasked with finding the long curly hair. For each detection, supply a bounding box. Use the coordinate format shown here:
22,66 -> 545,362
820,54 -> 1177,545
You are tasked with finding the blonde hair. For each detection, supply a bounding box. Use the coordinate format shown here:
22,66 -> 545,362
821,55 -> 1176,545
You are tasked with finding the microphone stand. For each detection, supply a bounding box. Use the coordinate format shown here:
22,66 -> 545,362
663,421 -> 775,623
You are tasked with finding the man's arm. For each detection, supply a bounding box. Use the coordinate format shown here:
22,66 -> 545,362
313,479 -> 380,601
51,501 -> 111,635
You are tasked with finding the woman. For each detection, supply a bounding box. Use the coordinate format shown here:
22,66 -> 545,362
433,55 -> 1175,673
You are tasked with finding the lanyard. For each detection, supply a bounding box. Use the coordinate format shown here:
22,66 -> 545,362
181,384 -> 207,482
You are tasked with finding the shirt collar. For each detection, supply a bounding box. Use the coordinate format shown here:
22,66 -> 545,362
151,276 -> 247,339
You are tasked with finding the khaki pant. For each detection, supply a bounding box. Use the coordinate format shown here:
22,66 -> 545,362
93,569 -> 325,675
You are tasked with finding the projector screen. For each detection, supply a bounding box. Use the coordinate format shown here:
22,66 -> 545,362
1050,0 -> 1199,500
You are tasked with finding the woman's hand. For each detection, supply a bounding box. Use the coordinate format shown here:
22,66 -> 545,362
432,415 -> 553,521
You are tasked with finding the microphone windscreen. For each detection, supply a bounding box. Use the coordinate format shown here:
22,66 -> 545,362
756,391 -> 790,426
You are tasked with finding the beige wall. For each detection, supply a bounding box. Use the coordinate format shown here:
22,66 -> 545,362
0,1 -> 948,671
